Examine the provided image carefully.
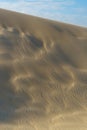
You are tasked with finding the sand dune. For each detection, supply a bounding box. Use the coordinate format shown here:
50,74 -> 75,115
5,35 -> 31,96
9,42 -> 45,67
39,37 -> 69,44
0,9 -> 87,130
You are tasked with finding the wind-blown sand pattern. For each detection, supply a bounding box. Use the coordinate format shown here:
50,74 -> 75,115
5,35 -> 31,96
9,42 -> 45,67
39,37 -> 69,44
0,9 -> 87,130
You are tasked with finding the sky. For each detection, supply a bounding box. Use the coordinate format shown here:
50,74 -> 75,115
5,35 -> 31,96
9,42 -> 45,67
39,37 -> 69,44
0,0 -> 87,27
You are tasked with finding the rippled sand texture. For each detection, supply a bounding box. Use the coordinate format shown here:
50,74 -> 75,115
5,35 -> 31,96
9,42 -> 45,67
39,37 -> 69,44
0,9 -> 87,130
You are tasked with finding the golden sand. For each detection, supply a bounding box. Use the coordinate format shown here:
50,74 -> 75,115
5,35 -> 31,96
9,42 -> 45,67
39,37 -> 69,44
0,9 -> 87,130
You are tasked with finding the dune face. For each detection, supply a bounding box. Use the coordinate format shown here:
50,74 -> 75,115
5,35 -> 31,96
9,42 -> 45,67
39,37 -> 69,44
0,9 -> 87,130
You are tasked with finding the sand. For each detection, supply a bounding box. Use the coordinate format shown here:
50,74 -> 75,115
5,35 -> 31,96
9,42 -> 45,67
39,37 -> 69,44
0,8 -> 87,130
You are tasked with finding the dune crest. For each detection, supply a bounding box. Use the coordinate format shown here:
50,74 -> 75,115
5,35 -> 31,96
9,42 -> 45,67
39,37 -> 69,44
0,9 -> 87,130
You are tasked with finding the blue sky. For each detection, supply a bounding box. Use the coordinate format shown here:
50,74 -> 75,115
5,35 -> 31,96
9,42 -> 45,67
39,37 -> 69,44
0,0 -> 87,27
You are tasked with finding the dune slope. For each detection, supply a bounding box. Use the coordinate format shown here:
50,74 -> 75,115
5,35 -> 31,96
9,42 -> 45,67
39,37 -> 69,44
0,9 -> 87,130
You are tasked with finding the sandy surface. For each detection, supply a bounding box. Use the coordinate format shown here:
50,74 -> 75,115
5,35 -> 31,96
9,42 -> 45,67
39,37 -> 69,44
0,9 -> 87,130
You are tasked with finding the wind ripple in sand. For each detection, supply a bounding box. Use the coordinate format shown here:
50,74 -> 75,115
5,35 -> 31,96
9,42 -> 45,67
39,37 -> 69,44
0,9 -> 87,130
